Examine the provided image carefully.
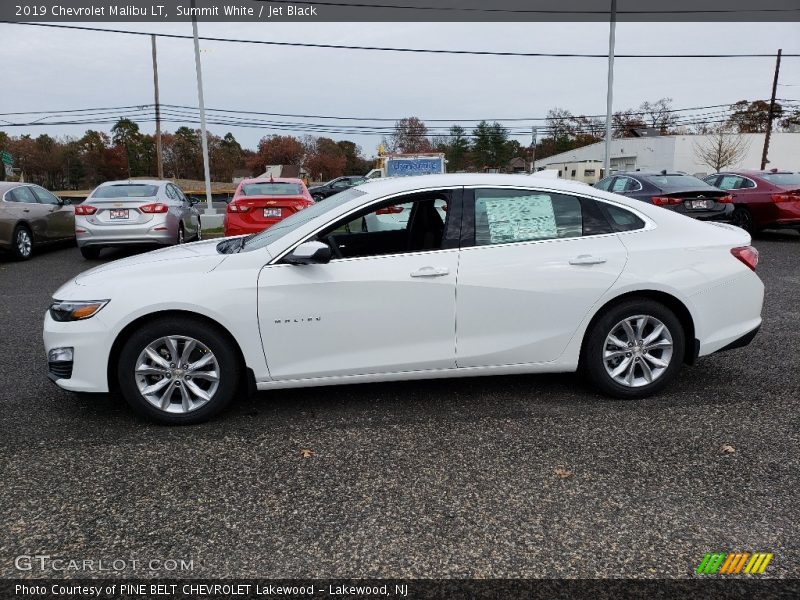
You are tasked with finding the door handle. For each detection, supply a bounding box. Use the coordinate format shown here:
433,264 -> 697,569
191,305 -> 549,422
410,266 -> 449,278
569,254 -> 606,265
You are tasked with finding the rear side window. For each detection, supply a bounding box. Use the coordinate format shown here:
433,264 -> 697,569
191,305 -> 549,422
471,188 -> 624,245
603,204 -> 646,232
8,186 -> 37,203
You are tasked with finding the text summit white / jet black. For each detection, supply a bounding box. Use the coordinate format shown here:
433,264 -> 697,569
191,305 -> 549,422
44,174 -> 764,424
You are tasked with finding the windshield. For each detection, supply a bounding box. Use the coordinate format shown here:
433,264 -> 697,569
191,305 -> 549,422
92,184 -> 159,198
241,188 -> 367,252
762,172 -> 800,187
644,174 -> 714,191
242,182 -> 303,196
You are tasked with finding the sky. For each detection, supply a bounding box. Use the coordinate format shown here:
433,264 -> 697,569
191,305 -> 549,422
2,20 -> 799,157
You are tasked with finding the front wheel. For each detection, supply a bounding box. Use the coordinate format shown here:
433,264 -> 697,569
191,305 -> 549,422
583,299 -> 685,399
177,223 -> 185,245
117,317 -> 241,424
79,246 -> 101,260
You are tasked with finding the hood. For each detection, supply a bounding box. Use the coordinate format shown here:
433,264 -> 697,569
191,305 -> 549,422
73,239 -> 227,287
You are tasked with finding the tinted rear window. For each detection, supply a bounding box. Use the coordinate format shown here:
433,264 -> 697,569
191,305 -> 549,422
643,174 -> 714,190
762,173 -> 800,186
242,183 -> 303,196
603,204 -> 645,232
92,185 -> 159,198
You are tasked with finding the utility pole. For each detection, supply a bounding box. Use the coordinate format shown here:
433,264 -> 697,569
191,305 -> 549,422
761,48 -> 782,170
529,126 -> 538,173
191,0 -> 215,215
603,0 -> 617,178
151,34 -> 164,179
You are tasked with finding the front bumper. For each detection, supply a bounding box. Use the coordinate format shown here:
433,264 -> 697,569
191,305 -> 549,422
43,310 -> 111,393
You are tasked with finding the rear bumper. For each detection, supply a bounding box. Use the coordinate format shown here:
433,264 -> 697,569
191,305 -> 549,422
715,324 -> 761,353
668,204 -> 734,222
76,225 -> 175,247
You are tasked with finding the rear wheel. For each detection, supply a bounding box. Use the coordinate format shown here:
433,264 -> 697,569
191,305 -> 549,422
79,246 -> 101,260
11,225 -> 33,260
731,207 -> 755,234
117,317 -> 240,424
583,299 -> 685,399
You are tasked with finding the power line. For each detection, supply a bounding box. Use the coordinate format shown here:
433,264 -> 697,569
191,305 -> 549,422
3,21 -> 799,59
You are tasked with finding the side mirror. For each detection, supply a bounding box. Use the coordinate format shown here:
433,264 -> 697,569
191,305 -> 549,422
189,197 -> 201,206
284,241 -> 332,265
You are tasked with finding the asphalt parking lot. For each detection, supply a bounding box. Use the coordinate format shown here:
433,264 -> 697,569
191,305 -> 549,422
0,234 -> 798,579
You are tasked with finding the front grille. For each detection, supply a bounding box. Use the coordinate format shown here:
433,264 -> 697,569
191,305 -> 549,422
48,360 -> 73,380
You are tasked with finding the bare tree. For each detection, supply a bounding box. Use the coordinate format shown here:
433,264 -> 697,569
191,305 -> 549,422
693,125 -> 750,172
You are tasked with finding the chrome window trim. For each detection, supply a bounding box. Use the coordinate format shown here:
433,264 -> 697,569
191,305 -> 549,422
269,183 -> 652,265
715,174 -> 759,191
2,184 -> 38,205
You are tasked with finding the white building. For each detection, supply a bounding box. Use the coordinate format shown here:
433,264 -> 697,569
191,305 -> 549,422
535,132 -> 800,178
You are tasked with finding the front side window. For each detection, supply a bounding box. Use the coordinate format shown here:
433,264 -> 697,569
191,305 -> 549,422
313,192 -> 450,260
595,177 -> 614,191
473,189 -> 583,246
32,186 -> 60,205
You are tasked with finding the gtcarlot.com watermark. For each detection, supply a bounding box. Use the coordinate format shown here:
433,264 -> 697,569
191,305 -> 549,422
14,554 -> 194,573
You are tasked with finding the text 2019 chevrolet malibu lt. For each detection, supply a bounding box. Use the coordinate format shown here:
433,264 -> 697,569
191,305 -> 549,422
44,174 -> 763,424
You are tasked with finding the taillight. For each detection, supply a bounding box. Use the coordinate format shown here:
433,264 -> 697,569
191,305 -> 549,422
731,246 -> 759,271
375,205 -> 404,215
74,205 -> 97,215
651,196 -> 681,206
718,195 -> 733,203
139,203 -> 169,213
227,203 -> 250,213
771,190 -> 800,202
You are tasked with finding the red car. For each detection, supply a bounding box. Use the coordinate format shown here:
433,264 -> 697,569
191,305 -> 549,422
224,177 -> 314,236
703,169 -> 800,234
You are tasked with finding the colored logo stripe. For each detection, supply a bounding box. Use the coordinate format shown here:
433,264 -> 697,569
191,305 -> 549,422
697,552 -> 773,574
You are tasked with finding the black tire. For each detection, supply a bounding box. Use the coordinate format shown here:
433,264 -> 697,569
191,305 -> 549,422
11,224 -> 33,260
177,223 -> 185,245
731,207 -> 756,235
583,298 -> 685,399
117,317 -> 241,425
79,246 -> 101,260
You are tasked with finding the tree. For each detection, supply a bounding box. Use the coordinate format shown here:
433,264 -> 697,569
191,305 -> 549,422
386,117 -> 432,153
728,100 -> 783,133
111,118 -> 144,177
612,109 -> 647,138
246,135 -> 304,174
471,121 -> 512,170
336,140 -> 370,174
693,124 -> 750,172
443,125 -> 470,172
211,132 -> 244,181
546,108 -> 574,150
304,136 -> 346,180
639,98 -> 676,133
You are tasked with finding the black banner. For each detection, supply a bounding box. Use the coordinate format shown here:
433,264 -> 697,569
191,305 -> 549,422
1,0 -> 800,22
3,579 -> 800,600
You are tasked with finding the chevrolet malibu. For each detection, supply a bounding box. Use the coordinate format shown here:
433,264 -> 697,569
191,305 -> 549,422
44,174 -> 764,424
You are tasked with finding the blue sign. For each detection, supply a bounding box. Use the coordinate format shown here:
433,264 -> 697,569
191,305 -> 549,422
386,158 -> 443,177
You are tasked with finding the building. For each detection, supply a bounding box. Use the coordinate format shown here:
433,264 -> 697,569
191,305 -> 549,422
535,132 -> 800,177
537,159 -> 605,184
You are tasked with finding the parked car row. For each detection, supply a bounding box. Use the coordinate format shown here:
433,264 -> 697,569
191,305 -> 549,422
4,169 -> 798,261
594,169 -> 800,233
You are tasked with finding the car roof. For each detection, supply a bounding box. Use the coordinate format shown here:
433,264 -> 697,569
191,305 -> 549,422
354,173 -> 613,196
717,169 -> 795,176
614,171 -> 692,177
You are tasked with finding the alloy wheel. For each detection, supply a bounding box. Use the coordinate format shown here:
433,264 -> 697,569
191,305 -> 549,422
603,315 -> 674,388
134,335 -> 220,414
16,228 -> 32,257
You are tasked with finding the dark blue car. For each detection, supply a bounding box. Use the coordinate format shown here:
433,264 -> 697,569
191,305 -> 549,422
595,171 -> 734,222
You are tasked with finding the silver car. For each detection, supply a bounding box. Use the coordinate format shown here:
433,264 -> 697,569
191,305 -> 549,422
75,180 -> 202,259
0,182 -> 75,260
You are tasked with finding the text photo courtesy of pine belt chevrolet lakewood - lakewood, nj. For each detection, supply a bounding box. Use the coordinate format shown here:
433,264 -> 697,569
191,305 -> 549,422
2,0 -> 800,597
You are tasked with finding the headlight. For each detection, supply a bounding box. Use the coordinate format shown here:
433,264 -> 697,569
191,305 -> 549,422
49,300 -> 109,322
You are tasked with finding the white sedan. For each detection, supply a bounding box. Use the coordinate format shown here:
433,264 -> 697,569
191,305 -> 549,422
44,174 -> 764,424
